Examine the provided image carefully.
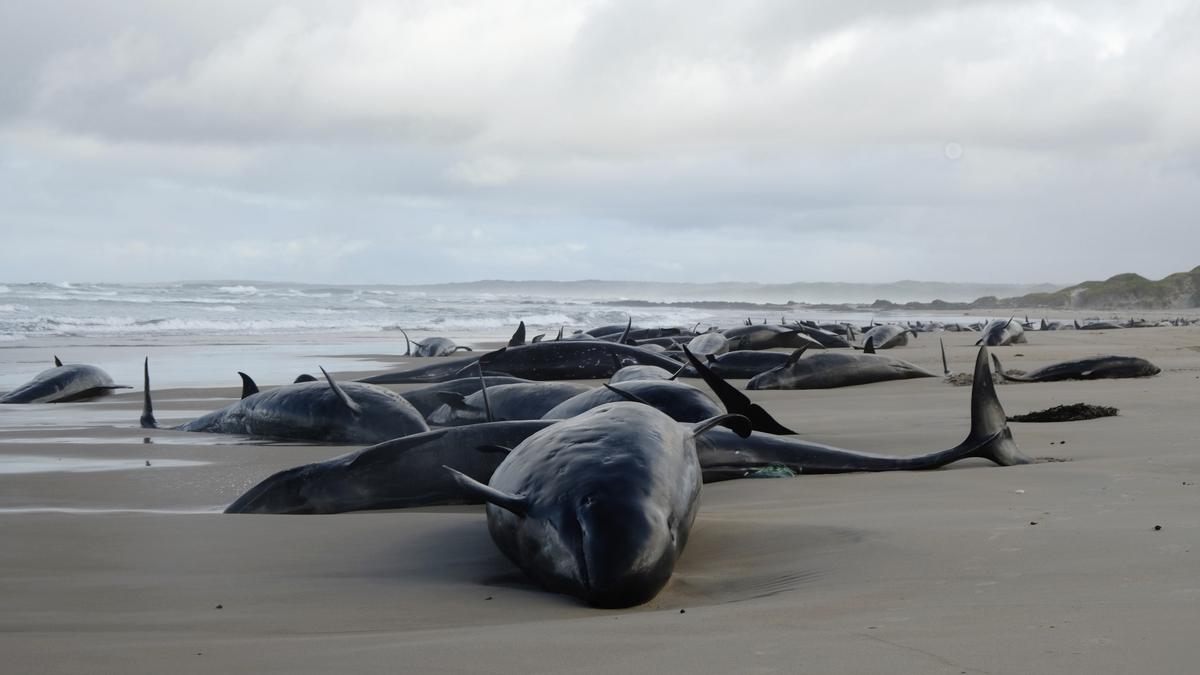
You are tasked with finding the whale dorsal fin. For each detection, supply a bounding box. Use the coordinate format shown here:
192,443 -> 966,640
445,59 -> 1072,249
940,339 -> 950,376
785,346 -> 809,367
531,334 -> 545,343
863,336 -> 876,354
53,356 -> 63,367
618,317 -> 632,345
508,321 -> 526,347
294,374 -> 317,383
237,372 -> 259,399
320,366 -> 361,415
444,466 -> 527,516
556,325 -> 564,341
455,345 -> 474,352
692,413 -> 752,439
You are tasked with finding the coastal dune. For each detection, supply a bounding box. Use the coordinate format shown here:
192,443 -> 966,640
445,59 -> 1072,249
2,325 -> 1198,674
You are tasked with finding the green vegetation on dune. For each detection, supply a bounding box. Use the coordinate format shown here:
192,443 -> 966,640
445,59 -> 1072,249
1001,267 -> 1200,309
876,266 -> 1200,310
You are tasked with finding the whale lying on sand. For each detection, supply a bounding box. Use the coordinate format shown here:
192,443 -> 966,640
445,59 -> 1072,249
140,359 -> 428,444
0,356 -> 130,404
447,404 -> 751,607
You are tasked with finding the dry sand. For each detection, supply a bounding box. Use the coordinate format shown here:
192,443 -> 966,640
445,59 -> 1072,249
2,326 -> 1198,674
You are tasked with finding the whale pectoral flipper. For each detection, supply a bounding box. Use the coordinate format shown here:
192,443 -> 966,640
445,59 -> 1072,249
435,392 -> 476,411
238,372 -> 259,399
682,345 -> 797,435
940,339 -> 950,376
692,414 -> 752,439
476,363 -> 494,422
603,383 -> 653,407
444,466 -> 528,516
618,317 -> 633,344
399,328 -> 412,356
476,445 -> 512,455
320,366 -> 362,415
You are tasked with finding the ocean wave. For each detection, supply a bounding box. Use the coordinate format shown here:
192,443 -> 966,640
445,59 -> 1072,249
0,304 -> 28,313
218,285 -> 259,295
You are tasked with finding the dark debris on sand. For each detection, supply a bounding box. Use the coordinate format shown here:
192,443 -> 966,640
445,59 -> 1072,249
1008,403 -> 1119,423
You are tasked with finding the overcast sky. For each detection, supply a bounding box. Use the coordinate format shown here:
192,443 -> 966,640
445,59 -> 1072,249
1,0 -> 1197,285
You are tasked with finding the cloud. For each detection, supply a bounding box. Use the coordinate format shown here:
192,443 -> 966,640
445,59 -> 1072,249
0,1 -> 1198,284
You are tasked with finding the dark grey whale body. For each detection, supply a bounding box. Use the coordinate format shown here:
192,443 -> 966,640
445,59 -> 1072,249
225,420 -> 555,514
141,360 -> 428,444
447,403 -> 750,608
357,355 -> 482,384
399,329 -> 473,357
859,324 -> 916,349
0,358 -> 129,404
978,318 -> 1027,346
678,350 -> 793,379
475,341 -> 685,380
991,354 -> 1160,382
747,350 -> 936,390
609,365 -> 677,383
398,376 -> 532,417
226,348 -> 1026,516
722,325 -> 822,351
427,382 -> 591,426
542,380 -> 722,423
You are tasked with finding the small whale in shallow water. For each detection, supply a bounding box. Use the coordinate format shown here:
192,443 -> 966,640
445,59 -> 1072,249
140,359 -> 428,444
0,356 -> 130,404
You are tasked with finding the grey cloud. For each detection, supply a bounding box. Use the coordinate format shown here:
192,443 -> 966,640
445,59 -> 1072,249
1,1 -> 1198,285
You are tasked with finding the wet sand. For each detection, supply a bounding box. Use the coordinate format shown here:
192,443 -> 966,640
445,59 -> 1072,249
2,324 -> 1198,674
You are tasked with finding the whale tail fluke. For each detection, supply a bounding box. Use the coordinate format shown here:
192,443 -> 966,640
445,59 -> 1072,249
140,357 -> 158,429
959,347 -> 1031,466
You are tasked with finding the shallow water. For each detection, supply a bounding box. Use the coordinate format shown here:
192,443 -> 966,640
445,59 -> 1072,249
0,454 -> 208,474
0,506 -> 223,515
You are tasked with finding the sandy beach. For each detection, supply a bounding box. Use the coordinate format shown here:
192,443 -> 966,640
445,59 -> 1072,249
2,322 -> 1198,674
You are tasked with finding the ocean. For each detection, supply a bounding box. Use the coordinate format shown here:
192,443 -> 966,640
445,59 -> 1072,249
0,280 -> 1039,390
0,280 -> 1017,344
